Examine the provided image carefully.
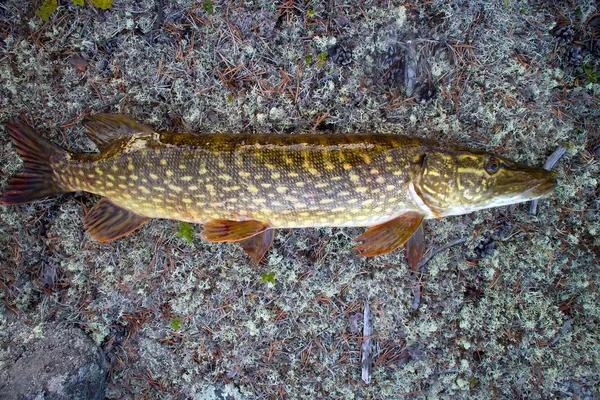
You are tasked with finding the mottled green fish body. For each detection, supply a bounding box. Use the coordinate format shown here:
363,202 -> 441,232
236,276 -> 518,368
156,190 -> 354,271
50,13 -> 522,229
1,114 -> 555,259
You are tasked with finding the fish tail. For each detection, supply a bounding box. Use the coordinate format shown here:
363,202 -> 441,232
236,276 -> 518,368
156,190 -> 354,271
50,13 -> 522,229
1,119 -> 70,205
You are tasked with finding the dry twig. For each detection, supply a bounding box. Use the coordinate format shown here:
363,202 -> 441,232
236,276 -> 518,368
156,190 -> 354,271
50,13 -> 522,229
530,146 -> 566,214
361,302 -> 373,384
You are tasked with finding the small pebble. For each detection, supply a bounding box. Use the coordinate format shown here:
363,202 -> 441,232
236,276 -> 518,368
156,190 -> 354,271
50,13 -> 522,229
69,56 -> 88,72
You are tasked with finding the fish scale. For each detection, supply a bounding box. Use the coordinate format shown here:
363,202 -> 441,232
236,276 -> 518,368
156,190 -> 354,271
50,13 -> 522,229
62,133 -> 422,228
1,114 -> 556,260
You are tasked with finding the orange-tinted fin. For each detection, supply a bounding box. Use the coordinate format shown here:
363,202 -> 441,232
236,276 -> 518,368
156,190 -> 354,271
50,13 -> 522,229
1,119 -> 69,205
201,219 -> 270,242
84,198 -> 150,242
239,229 -> 275,263
405,222 -> 425,270
353,212 -> 424,257
82,114 -> 154,151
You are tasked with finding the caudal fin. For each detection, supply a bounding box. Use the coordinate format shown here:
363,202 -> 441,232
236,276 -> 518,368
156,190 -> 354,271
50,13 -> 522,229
1,119 -> 69,205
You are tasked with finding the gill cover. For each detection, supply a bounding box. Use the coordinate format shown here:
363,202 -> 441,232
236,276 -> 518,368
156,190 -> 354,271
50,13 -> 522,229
412,152 -> 458,215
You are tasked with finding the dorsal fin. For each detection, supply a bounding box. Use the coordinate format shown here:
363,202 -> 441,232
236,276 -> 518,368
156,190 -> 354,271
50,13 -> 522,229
82,114 -> 154,151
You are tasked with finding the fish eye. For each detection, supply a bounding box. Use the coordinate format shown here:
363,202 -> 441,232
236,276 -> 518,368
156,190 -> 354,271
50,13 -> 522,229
485,157 -> 500,174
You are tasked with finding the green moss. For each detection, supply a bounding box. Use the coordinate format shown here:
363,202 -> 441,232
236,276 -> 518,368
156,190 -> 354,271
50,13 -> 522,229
317,52 -> 327,67
170,318 -> 181,330
260,271 -> 277,284
36,0 -> 58,21
36,0 -> 112,21
583,62 -> 597,84
202,0 -> 214,14
176,222 -> 194,243
89,0 -> 113,10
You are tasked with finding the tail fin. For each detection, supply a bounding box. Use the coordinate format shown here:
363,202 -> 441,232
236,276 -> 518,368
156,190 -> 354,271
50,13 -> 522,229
1,119 -> 69,205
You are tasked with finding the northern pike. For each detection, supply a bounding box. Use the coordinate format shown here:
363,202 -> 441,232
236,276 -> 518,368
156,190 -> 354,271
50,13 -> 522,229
1,114 -> 555,260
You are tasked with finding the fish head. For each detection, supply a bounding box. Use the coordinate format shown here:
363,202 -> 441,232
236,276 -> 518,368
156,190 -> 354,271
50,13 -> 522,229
411,151 -> 556,217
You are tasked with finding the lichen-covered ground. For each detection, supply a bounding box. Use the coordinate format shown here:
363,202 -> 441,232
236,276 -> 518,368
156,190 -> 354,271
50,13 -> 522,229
0,1 -> 599,398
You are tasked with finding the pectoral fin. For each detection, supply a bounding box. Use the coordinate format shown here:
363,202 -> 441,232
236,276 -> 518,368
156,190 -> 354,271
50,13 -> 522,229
84,198 -> 150,242
239,229 -> 275,263
82,114 -> 154,151
353,212 -> 424,257
405,222 -> 425,270
201,219 -> 270,242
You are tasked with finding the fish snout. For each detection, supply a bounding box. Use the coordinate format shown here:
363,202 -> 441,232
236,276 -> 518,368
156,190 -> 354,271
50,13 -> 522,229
531,170 -> 557,197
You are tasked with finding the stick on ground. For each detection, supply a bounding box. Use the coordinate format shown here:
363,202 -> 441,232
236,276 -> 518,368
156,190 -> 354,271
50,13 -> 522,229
530,146 -> 566,215
361,302 -> 373,384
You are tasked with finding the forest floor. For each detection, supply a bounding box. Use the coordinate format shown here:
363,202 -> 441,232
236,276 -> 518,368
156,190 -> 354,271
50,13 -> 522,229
0,0 -> 599,398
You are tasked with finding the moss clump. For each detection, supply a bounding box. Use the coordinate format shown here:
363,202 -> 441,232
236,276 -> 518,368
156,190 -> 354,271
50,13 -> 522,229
36,0 -> 113,22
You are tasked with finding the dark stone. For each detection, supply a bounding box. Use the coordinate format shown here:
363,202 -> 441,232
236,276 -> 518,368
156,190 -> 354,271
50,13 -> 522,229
0,316 -> 108,400
206,109 -> 219,124
473,236 -> 495,258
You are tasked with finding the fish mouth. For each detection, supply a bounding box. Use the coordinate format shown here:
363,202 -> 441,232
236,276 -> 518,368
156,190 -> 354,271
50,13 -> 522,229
494,169 -> 556,204
534,179 -> 555,193
522,172 -> 556,199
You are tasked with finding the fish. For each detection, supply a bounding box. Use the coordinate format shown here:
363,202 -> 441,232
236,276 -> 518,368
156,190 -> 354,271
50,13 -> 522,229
1,114 -> 556,261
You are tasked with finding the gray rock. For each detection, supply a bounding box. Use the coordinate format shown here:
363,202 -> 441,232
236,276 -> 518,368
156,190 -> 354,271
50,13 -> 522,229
0,316 -> 108,400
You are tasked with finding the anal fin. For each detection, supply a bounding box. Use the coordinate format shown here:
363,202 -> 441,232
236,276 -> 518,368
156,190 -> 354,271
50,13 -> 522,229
201,219 -> 269,242
84,198 -> 150,242
353,212 -> 424,257
239,229 -> 275,263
